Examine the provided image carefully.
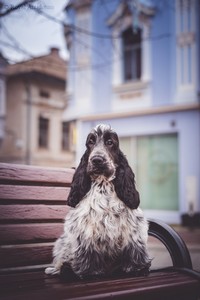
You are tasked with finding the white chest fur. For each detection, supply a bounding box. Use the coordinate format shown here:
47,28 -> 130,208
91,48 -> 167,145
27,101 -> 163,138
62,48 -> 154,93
64,178 -> 148,255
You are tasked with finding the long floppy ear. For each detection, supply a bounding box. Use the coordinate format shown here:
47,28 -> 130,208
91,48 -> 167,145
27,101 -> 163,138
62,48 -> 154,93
67,151 -> 91,207
113,150 -> 140,209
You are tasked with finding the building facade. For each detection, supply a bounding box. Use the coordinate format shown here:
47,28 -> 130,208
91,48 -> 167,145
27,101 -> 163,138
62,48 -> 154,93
63,0 -> 200,223
0,48 -> 74,168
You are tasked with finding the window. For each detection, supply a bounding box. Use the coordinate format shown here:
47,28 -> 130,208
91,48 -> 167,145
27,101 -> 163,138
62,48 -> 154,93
38,116 -> 49,148
176,0 -> 195,86
120,134 -> 179,211
122,27 -> 142,81
137,135 -> 179,210
62,122 -> 70,151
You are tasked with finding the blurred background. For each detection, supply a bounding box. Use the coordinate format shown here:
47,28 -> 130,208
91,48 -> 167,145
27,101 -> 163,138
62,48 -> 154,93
0,0 -> 199,270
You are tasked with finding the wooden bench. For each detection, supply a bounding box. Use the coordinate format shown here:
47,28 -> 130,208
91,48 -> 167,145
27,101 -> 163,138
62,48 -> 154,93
0,163 -> 199,300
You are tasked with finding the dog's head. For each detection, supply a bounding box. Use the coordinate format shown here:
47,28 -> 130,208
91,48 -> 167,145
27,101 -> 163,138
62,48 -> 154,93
67,124 -> 140,209
86,124 -> 119,180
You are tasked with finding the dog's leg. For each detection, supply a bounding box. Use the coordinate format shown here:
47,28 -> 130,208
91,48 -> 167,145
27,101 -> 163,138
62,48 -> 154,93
71,246 -> 106,279
121,243 -> 151,276
45,235 -> 70,276
59,263 -> 80,281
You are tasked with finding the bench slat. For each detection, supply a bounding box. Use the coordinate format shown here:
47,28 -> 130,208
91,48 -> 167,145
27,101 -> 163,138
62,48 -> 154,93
0,223 -> 64,243
0,243 -> 53,268
0,205 -> 68,221
0,270 -> 194,290
0,163 -> 75,185
0,185 -> 70,201
0,270 -> 199,300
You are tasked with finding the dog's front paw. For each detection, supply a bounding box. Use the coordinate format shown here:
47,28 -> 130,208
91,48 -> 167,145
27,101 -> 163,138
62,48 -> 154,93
60,263 -> 80,282
123,265 -> 150,277
45,266 -> 60,275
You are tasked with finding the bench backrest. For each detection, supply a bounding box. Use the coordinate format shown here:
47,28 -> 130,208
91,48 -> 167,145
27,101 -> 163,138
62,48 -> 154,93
0,163 -> 75,273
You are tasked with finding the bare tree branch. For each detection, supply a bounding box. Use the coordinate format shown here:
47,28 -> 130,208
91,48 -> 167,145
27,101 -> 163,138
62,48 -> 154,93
0,0 -> 38,17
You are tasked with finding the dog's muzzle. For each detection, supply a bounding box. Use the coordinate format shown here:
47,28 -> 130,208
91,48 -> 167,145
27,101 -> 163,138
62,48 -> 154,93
88,155 -> 106,174
87,153 -> 115,180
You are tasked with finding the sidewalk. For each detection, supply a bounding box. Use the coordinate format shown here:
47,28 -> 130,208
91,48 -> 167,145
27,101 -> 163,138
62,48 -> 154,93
148,225 -> 200,272
174,225 -> 200,272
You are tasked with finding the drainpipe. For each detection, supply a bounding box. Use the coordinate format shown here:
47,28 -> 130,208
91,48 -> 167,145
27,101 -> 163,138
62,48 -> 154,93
25,79 -> 32,165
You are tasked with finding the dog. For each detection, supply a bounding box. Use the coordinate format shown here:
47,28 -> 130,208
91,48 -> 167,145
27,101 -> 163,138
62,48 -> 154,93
45,124 -> 151,280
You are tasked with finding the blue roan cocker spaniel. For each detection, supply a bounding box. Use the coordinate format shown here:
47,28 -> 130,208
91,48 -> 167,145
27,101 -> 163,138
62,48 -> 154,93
45,124 -> 151,280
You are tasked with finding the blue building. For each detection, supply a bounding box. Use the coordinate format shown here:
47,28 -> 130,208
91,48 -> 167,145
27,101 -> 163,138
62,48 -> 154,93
63,0 -> 200,224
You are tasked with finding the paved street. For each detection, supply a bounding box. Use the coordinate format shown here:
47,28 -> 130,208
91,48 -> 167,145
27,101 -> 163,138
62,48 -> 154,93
148,226 -> 200,272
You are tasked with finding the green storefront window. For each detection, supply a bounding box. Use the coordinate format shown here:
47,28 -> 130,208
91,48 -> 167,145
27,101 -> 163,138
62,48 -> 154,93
120,134 -> 179,211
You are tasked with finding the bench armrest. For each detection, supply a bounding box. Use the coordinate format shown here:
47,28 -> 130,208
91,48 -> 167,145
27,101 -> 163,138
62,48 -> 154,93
148,219 -> 192,269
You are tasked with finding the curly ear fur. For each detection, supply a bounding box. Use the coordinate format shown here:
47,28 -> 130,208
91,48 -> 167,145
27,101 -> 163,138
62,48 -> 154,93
67,151 -> 91,207
113,150 -> 140,209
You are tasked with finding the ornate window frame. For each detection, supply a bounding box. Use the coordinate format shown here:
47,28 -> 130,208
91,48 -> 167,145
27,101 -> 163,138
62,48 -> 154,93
107,2 -> 155,102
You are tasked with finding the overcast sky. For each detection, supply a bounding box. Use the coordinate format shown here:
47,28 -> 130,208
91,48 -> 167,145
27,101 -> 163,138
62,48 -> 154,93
0,0 -> 69,63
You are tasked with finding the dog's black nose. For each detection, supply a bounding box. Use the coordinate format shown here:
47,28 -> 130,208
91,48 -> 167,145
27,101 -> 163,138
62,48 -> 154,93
91,155 -> 104,166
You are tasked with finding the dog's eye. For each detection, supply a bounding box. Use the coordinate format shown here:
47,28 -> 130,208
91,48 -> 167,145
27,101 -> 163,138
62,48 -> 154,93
88,138 -> 95,146
105,139 -> 113,146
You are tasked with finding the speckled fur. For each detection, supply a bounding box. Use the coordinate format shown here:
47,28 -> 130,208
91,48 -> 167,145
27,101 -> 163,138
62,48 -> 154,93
45,125 -> 151,278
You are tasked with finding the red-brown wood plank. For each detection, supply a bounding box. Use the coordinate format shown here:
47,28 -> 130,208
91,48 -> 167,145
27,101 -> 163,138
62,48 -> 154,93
0,270 -> 190,290
0,243 -> 54,267
0,185 -> 70,201
0,163 -> 74,185
0,270 -> 199,300
0,223 -> 64,244
0,205 -> 69,221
